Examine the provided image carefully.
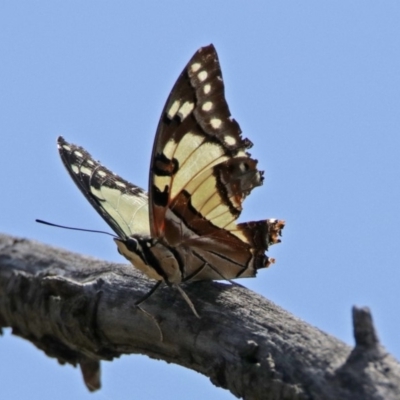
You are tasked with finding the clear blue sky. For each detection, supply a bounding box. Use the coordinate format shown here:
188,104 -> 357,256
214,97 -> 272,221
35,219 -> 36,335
1,2 -> 399,399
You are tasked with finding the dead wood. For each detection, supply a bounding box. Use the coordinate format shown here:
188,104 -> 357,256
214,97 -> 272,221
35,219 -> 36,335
1,233 -> 399,399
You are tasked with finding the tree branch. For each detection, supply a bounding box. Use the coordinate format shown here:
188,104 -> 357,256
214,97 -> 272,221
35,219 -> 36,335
0,233 -> 399,399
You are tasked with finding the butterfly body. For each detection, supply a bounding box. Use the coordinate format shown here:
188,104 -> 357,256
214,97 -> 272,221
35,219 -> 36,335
58,44 -> 284,298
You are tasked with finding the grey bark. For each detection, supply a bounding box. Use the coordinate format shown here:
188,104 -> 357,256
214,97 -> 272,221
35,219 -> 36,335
0,233 -> 399,399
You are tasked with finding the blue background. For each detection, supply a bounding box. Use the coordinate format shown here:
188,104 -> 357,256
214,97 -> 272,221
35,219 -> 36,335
1,2 -> 399,399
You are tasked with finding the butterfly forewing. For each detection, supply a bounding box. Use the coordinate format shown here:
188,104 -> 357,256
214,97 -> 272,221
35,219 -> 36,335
149,46 -> 262,234
58,137 -> 150,239
148,44 -> 281,280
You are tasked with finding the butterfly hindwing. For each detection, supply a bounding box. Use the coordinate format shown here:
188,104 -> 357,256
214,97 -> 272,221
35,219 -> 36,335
58,137 -> 150,239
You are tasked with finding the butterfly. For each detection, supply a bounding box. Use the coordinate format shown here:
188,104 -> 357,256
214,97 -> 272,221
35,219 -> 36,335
58,44 -> 284,316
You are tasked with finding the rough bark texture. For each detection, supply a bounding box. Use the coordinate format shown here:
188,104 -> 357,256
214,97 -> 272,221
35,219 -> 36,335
0,233 -> 399,399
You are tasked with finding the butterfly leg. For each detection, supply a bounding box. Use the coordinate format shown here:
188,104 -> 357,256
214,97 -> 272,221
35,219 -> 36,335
135,280 -> 163,306
172,284 -> 201,319
135,304 -> 164,342
133,281 -> 164,341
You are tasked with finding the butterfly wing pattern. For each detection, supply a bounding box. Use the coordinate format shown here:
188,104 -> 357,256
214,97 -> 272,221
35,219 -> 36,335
58,44 -> 284,304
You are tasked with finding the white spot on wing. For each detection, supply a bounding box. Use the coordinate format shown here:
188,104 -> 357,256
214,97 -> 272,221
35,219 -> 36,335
198,71 -> 208,82
191,62 -> 201,72
167,100 -> 180,119
202,101 -> 213,112
87,160 -> 95,166
203,84 -> 211,94
62,144 -> 71,151
71,164 -> 79,174
98,170 -> 107,178
80,166 -> 92,176
116,181 -> 126,188
224,135 -> 236,146
236,150 -> 247,157
74,151 -> 83,158
177,101 -> 194,121
210,118 -> 222,129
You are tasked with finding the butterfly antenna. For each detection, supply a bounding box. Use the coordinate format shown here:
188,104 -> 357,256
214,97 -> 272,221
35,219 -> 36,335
35,219 -> 118,238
